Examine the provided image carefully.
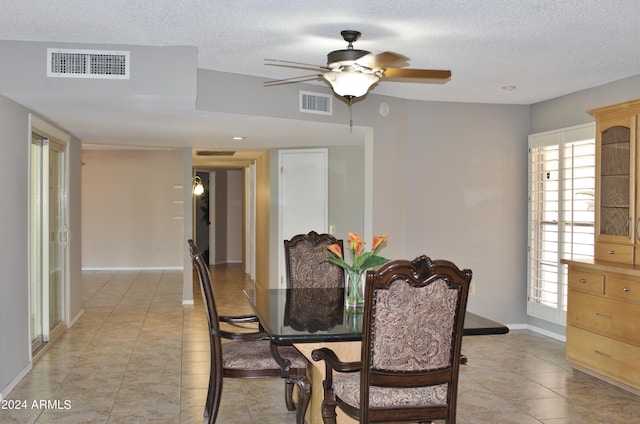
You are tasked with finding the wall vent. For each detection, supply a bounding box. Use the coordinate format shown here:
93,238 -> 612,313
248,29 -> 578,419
47,48 -> 130,79
299,91 -> 332,115
196,151 -> 236,156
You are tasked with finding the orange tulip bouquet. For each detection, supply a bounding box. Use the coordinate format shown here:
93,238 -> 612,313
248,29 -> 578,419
326,232 -> 389,309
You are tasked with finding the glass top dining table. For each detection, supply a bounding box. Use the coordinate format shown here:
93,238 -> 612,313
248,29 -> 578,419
243,287 -> 509,345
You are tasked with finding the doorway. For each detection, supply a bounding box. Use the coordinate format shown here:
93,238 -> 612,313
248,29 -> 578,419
193,169 -> 244,266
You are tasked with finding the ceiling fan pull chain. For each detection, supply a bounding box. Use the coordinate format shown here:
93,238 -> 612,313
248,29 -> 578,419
349,100 -> 353,132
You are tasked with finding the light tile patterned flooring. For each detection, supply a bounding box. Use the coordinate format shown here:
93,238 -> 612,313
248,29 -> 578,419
2,264 -> 639,423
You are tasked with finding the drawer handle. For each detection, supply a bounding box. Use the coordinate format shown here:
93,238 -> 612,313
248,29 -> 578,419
595,312 -> 613,319
608,250 -> 616,255
579,278 -> 587,284
623,287 -> 631,292
595,350 -> 612,359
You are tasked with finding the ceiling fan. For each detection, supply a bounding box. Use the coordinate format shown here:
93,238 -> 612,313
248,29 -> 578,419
264,30 -> 451,100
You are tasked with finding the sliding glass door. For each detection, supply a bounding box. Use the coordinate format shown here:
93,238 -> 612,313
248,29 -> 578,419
30,133 -> 67,354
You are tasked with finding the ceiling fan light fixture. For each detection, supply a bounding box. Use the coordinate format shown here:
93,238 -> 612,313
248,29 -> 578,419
323,70 -> 379,99
264,30 -> 451,99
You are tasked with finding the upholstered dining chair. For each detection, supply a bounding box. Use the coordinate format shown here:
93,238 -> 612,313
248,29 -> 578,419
284,230 -> 345,289
188,239 -> 311,424
312,255 -> 472,424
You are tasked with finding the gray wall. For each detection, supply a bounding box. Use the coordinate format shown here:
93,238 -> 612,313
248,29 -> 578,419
530,74 -> 640,133
403,101 -> 529,324
0,95 -> 31,397
267,145 -> 366,286
0,97 -> 83,398
328,145 -> 366,238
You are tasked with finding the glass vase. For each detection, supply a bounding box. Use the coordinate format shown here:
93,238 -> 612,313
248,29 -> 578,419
345,270 -> 365,310
345,308 -> 363,333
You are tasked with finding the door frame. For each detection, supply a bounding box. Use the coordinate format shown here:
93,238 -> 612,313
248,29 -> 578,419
277,148 -> 329,286
28,114 -> 71,359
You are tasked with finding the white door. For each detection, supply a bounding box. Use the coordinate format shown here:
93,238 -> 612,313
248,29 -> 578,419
278,149 -> 328,286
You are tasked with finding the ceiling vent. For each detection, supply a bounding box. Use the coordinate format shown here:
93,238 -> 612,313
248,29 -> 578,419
47,48 -> 130,79
196,151 -> 236,156
299,91 -> 332,115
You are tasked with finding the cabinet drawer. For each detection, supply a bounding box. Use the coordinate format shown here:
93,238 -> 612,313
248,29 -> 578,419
567,291 -> 640,345
595,242 -> 634,264
568,270 -> 604,295
606,276 -> 640,305
566,326 -> 640,390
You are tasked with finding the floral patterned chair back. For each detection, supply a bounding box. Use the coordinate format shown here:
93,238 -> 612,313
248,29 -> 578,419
312,255 -> 472,423
284,231 -> 345,289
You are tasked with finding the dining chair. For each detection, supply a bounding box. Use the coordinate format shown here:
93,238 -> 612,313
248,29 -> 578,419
284,230 -> 345,289
188,239 -> 311,424
283,231 -> 346,334
312,255 -> 472,423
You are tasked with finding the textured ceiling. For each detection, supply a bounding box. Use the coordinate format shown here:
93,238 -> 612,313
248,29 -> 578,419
1,1 -> 640,162
3,0 -> 639,104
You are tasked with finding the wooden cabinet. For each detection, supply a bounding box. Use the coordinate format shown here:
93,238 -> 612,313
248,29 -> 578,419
564,261 -> 640,394
588,100 -> 640,264
564,99 -> 640,394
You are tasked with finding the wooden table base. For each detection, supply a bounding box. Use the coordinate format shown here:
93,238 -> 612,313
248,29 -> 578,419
294,341 -> 360,424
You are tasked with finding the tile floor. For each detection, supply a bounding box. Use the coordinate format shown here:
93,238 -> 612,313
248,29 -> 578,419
2,264 -> 639,423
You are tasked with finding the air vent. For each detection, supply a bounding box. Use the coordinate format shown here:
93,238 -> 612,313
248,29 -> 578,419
47,48 -> 130,79
299,91 -> 332,115
196,151 -> 236,156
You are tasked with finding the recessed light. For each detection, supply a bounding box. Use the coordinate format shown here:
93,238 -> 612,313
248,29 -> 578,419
232,136 -> 245,141
501,85 -> 517,91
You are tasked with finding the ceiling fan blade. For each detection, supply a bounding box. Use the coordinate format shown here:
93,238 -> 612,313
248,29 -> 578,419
264,59 -> 328,73
381,68 -> 452,83
356,51 -> 409,69
263,74 -> 323,87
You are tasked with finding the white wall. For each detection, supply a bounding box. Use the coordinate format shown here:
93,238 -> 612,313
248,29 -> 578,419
81,149 -> 184,269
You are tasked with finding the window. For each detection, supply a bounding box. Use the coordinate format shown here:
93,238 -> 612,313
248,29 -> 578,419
528,123 -> 595,325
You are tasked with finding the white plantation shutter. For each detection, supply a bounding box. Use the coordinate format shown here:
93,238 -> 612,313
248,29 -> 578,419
528,124 -> 595,325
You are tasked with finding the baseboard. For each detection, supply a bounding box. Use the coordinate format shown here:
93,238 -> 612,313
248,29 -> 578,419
82,266 -> 183,271
523,324 -> 566,342
0,362 -> 32,401
69,308 -> 84,328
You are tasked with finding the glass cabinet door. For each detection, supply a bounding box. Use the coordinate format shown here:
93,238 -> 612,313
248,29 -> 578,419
599,125 -> 631,239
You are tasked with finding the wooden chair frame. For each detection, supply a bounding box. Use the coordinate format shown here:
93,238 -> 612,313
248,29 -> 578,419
188,239 -> 311,424
312,256 -> 472,423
